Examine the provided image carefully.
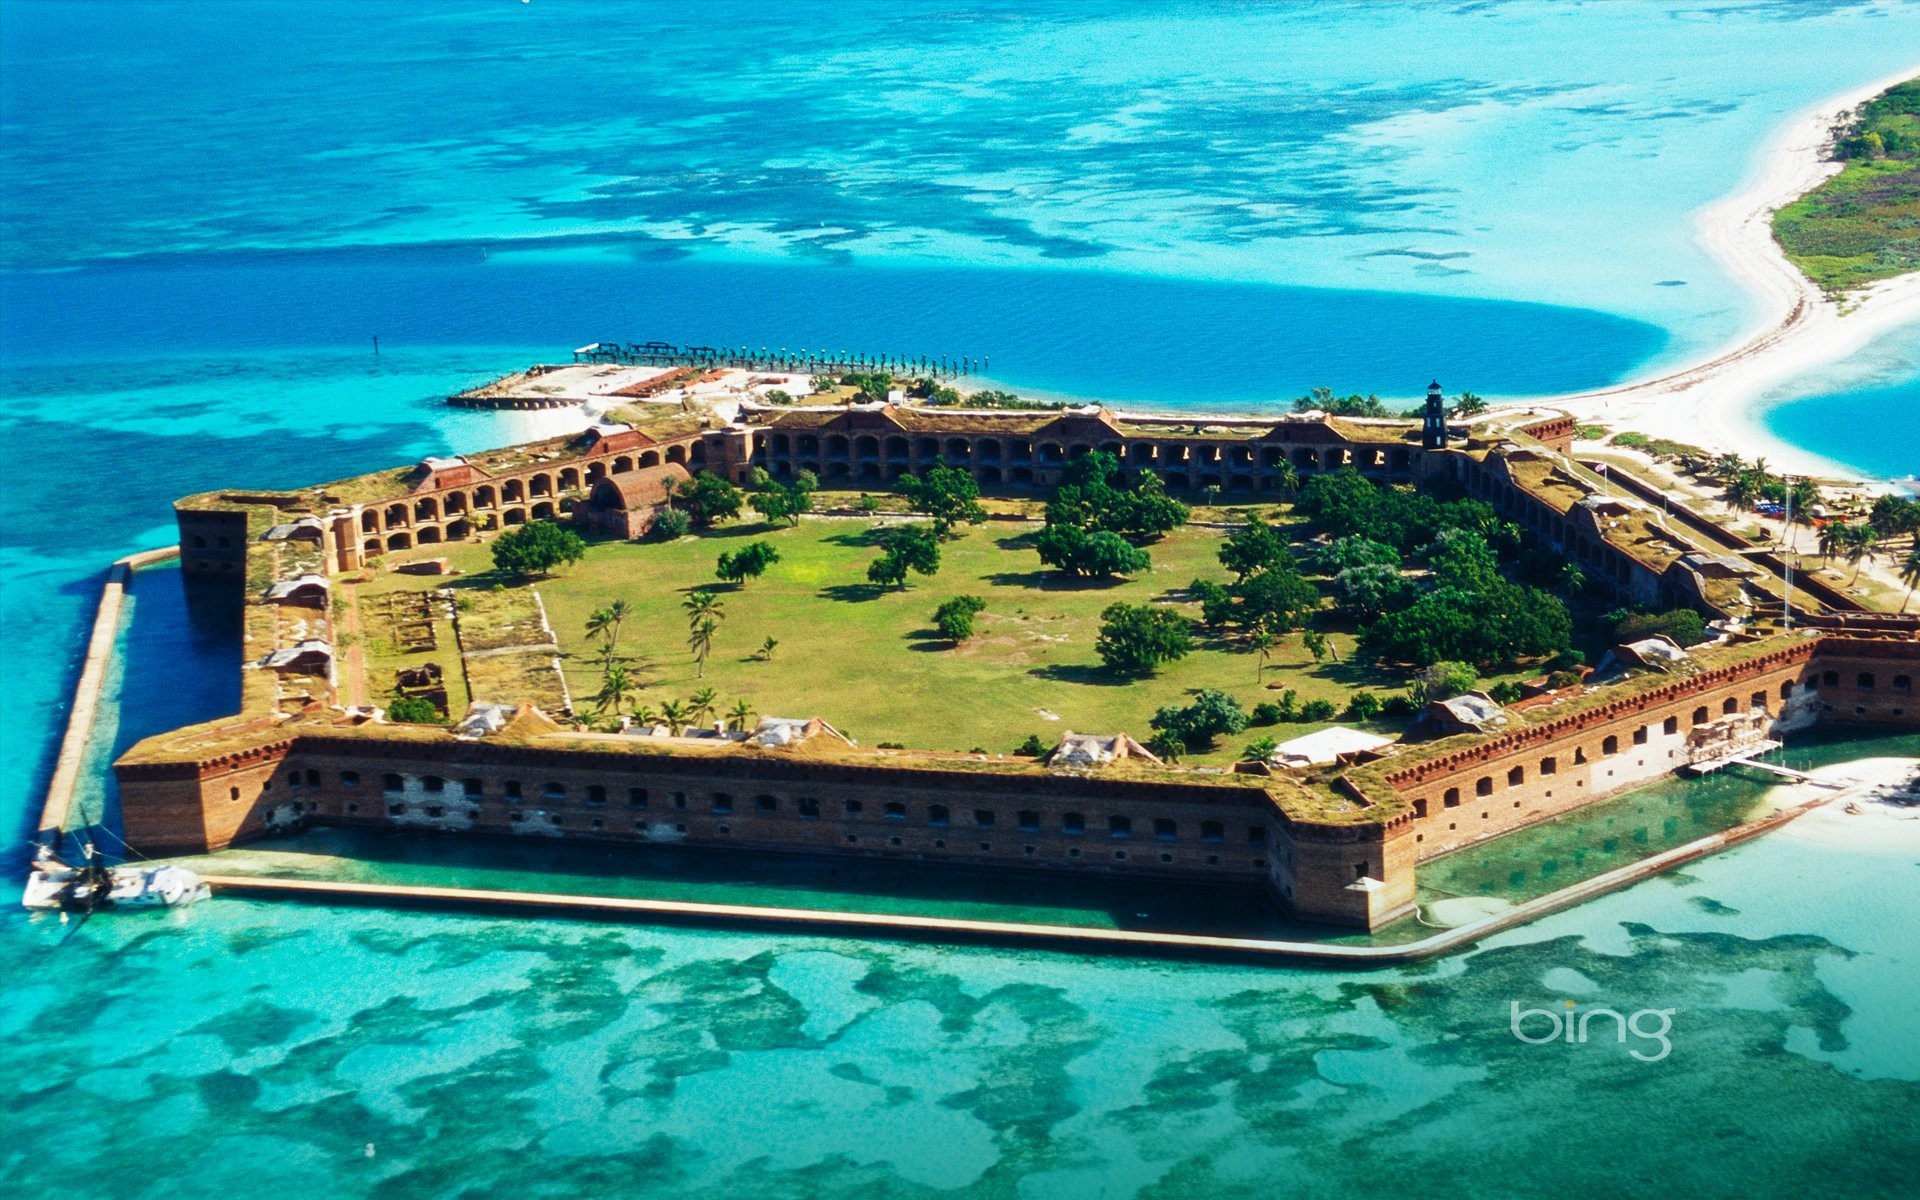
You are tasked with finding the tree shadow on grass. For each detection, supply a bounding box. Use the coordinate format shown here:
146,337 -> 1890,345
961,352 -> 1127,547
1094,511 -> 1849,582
818,582 -> 890,603
995,530 -> 1043,551
822,527 -> 894,548
983,570 -> 1131,591
700,521 -> 788,540
905,627 -> 957,653
1027,663 -> 1132,687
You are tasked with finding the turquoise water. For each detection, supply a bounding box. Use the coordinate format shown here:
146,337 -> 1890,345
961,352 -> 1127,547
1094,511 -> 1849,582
6,3 -> 1920,1194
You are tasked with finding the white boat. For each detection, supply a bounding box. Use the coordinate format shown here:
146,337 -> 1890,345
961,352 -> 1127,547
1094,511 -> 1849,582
22,846 -> 209,911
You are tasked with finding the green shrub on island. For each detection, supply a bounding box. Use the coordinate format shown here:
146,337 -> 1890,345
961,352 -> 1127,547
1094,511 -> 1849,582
1487,681 -> 1526,705
1015,733 -> 1049,757
1240,735 -> 1279,763
1298,698 -> 1337,723
1411,661 -> 1479,705
932,595 -> 988,642
1773,79 -> 1920,292
1094,602 -> 1192,676
1150,688 -> 1248,751
651,507 -> 692,540
385,696 -> 443,724
1346,691 -> 1383,721
1250,701 -> 1285,726
1605,607 -> 1709,648
490,519 -> 586,579
716,540 -> 781,587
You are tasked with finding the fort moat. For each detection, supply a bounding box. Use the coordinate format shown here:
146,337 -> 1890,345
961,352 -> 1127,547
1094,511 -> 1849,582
52,362 -> 1917,946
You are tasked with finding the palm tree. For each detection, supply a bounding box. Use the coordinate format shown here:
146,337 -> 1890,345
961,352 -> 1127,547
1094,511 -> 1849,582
1845,524 -> 1879,584
728,698 -> 754,732
683,589 -> 725,627
1557,562 -> 1587,596
1818,522 -> 1844,566
1252,631 -> 1275,685
1725,474 -> 1760,516
689,616 -> 719,677
1273,461 -> 1300,500
759,636 -> 779,662
1449,391 -> 1487,418
592,663 -> 634,718
1900,546 -> 1920,613
585,604 -> 615,652
604,598 -> 632,646
658,698 -> 688,736
631,703 -> 659,730
688,686 -> 718,725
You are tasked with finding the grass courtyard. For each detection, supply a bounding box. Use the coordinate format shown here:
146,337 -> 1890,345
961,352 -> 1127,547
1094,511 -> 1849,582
357,517 -> 1426,765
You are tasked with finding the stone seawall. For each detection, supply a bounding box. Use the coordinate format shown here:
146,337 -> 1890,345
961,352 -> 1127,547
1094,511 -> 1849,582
35,546 -> 181,848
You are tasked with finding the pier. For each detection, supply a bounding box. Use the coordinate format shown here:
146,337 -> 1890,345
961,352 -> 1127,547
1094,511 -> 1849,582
567,340 -> 984,379
191,785 -> 1848,966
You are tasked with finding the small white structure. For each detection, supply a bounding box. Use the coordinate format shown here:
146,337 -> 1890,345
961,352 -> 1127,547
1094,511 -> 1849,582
1270,726 -> 1393,770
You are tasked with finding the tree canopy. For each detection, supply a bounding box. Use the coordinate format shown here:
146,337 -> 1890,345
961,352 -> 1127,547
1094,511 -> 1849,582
750,468 -> 818,527
1150,688 -> 1249,751
1045,451 -> 1190,538
671,470 -> 745,528
932,595 -> 988,642
867,523 -> 942,589
490,519 -> 586,578
1292,387 -> 1390,418
1095,603 -> 1193,676
1034,524 -> 1150,578
716,540 -> 781,586
897,462 -> 987,538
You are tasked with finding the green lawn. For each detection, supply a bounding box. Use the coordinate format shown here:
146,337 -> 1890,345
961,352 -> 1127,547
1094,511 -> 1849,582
374,518 -> 1420,764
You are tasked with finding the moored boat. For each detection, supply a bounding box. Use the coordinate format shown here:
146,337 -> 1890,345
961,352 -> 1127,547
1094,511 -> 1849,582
23,845 -> 209,912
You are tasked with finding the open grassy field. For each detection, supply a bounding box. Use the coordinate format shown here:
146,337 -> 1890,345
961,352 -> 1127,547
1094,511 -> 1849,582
367,518 -> 1425,764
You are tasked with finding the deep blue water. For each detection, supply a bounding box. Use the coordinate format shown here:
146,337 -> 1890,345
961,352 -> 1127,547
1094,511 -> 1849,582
0,252 -> 1666,402
5,2 -> 1920,1196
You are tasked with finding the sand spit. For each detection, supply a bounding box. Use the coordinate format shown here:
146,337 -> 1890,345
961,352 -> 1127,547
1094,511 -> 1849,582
1532,64 -> 1920,479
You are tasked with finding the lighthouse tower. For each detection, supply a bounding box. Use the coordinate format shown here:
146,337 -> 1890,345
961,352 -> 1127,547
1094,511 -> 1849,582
1422,379 -> 1448,450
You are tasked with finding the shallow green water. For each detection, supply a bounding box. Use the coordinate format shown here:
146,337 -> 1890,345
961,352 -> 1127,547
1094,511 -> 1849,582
175,827 -> 1317,942
1416,731 -> 1920,908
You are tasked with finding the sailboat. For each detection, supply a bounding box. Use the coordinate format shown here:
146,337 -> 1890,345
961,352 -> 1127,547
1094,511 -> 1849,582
22,841 -> 209,912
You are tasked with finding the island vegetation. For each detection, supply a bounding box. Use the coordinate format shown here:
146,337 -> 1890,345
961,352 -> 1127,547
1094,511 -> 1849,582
1774,77 -> 1920,294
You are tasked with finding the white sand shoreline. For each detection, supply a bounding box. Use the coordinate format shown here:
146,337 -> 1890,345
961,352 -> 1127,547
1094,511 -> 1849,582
1528,64 -> 1920,480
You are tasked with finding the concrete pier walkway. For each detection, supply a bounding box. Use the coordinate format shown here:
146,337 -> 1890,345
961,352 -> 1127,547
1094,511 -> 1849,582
35,546 -> 179,847
196,786 -> 1843,965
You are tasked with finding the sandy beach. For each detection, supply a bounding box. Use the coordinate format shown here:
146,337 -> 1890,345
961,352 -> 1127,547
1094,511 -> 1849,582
1533,64 -> 1920,479
1762,756 -> 1920,848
